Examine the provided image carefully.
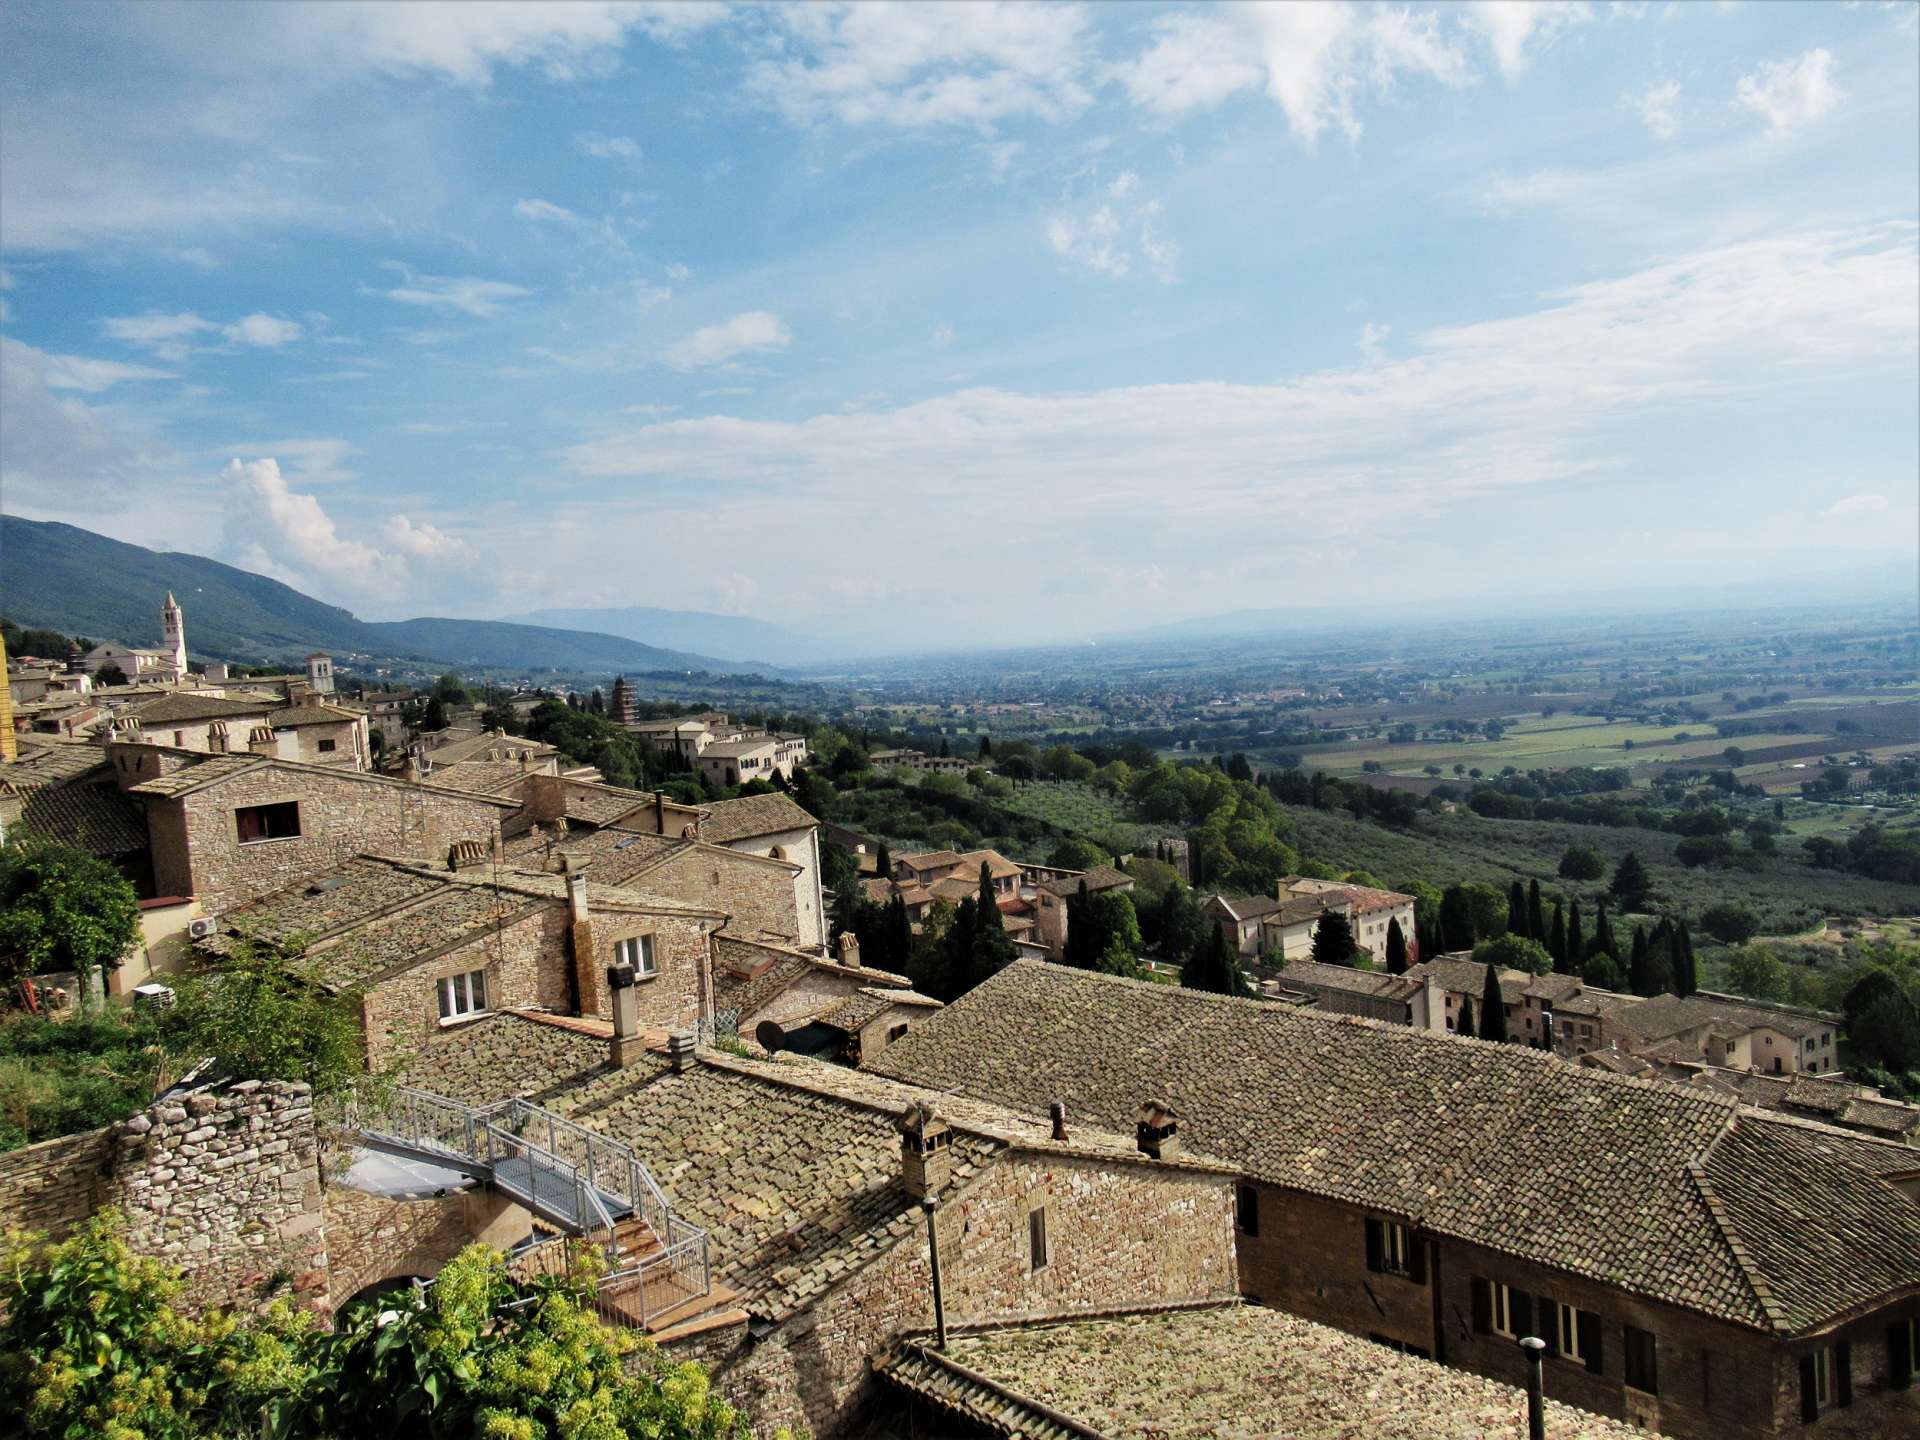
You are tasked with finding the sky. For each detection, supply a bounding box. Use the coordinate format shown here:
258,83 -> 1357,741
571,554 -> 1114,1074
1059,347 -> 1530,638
1,1 -> 1916,646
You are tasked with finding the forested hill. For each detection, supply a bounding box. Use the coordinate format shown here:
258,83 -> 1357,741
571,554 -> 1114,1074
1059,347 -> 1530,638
0,517 -> 764,676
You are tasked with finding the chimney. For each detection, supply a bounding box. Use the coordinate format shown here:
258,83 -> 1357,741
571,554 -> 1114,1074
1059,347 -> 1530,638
564,865 -> 600,1017
1136,1099 -> 1182,1160
898,1101 -> 953,1199
447,838 -> 488,873
666,1028 -> 697,1074
247,724 -> 277,756
607,964 -> 646,1067
837,931 -> 861,969
1049,1101 -> 1069,1142
207,720 -> 229,754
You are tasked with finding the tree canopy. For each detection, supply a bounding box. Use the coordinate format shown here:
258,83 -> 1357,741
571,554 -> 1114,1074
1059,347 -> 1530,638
1471,932 -> 1553,978
1181,925 -> 1253,998
0,835 -> 140,993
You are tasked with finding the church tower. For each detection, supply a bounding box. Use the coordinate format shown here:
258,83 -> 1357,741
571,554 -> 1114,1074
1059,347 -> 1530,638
162,592 -> 187,683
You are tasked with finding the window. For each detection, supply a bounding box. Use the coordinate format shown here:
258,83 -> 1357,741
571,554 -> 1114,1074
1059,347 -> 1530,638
1028,1206 -> 1049,1272
235,801 -> 300,843
1555,1302 -> 1602,1372
318,738 -> 337,753
1236,1183 -> 1260,1237
1491,1283 -> 1522,1339
1889,1320 -> 1916,1392
886,1022 -> 910,1044
1624,1325 -> 1659,1394
1365,1219 -> 1423,1281
436,969 -> 488,1022
1800,1344 -> 1853,1419
614,934 -> 656,976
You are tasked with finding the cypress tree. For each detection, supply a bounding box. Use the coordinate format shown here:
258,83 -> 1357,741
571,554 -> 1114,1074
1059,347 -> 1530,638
1457,995 -> 1476,1039
1527,880 -> 1546,946
1567,900 -> 1585,976
875,842 -> 893,883
1593,902 -> 1616,960
886,894 -> 913,973
1478,963 -> 1509,1043
1611,851 -> 1651,912
1182,925 -> 1253,997
1507,880 -> 1529,939
1629,926 -> 1650,996
1384,917 -> 1409,976
1312,911 -> 1358,967
1547,902 -> 1567,970
1676,920 -> 1698,997
1440,885 -> 1477,952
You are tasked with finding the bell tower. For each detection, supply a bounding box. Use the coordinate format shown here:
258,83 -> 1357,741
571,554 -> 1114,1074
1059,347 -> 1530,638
161,592 -> 187,683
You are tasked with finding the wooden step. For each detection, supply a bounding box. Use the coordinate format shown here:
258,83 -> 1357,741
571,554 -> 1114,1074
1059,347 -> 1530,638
639,1281 -> 742,1335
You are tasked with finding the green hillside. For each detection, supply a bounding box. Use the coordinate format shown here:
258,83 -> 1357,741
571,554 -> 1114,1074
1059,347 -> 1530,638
0,517 -> 763,677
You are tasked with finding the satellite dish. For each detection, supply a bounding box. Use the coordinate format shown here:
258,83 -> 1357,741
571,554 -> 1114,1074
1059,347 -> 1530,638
755,1020 -> 786,1054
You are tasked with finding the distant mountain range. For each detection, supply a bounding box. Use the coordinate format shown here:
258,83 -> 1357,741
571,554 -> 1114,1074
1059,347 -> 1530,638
512,605 -> 852,668
0,517 -> 769,677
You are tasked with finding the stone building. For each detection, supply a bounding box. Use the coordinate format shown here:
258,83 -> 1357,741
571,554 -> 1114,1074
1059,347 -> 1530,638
1270,957 -> 1443,1029
396,1027 -> 1243,1438
870,962 -> 1920,1440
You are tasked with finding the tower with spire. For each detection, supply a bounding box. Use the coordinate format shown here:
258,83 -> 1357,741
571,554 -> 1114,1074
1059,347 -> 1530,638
161,592 -> 187,684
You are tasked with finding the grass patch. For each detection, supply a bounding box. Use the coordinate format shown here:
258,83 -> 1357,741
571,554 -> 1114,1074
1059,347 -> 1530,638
0,1009 -> 163,1152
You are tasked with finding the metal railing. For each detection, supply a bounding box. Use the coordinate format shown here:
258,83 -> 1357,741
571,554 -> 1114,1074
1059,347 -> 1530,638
349,1086 -> 713,1324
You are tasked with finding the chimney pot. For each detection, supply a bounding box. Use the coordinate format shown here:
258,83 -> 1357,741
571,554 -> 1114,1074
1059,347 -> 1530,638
1049,1101 -> 1068,1143
666,1028 -> 697,1074
837,931 -> 861,969
898,1101 -> 953,1199
1136,1099 -> 1182,1160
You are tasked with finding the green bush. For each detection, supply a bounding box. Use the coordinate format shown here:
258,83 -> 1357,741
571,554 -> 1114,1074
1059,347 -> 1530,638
0,1011 -> 162,1152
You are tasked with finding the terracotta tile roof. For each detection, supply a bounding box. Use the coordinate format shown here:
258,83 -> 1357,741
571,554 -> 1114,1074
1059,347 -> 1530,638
300,885 -> 544,989
699,792 -> 816,844
2,741 -> 113,788
879,1303 -> 1645,1440
203,857 -> 448,944
4,780 -> 148,854
1616,992 -> 1837,1044
954,849 -> 1023,880
1036,865 -> 1132,899
402,1010 -> 623,1106
869,961 -> 1920,1334
269,701 -> 363,727
897,849 -> 964,872
128,693 -> 274,725
126,753 -> 268,797
1206,893 -> 1285,922
1277,959 -> 1421,1002
423,759 -> 533,796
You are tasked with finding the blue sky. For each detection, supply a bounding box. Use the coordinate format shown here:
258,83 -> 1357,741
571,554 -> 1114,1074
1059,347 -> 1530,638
2,1 -> 1915,643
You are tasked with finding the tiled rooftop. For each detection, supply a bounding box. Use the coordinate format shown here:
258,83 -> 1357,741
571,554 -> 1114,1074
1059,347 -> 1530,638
205,857 -> 449,946
1616,991 -> 1837,1043
1277,958 -> 1420,1000
126,753 -> 265,797
402,1010 -> 620,1105
879,1303 -> 1645,1440
870,961 -> 1920,1335
700,791 -> 817,843
128,692 -> 274,725
1,740 -> 114,787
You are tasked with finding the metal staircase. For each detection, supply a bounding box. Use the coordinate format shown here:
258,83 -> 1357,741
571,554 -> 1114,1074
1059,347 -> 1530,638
351,1087 -> 716,1329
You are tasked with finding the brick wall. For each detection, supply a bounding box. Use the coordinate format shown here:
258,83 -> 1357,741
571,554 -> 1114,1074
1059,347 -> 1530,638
110,1078 -> 329,1314
1235,1184 -> 1434,1348
157,768 -> 509,913
680,1152 -> 1236,1436
0,1128 -> 114,1238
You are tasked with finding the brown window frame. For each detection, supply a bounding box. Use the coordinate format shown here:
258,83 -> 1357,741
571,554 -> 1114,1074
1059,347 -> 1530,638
235,801 -> 301,844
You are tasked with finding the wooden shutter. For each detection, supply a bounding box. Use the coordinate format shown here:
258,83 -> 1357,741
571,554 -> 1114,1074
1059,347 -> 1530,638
1577,1310 -> 1602,1373
1512,1291 -> 1534,1343
1836,1342 -> 1852,1407
1472,1278 -> 1491,1334
1542,1299 -> 1559,1356
1799,1355 -> 1818,1423
1407,1235 -> 1428,1285
1365,1218 -> 1383,1274
1890,1323 -> 1914,1391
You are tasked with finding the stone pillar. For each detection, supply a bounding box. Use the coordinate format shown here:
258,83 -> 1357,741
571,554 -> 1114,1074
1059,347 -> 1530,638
566,867 -> 600,1017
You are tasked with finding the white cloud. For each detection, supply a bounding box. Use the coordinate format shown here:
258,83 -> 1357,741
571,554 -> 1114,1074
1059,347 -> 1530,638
1048,172 -> 1179,283
1465,1 -> 1591,80
99,310 -> 217,361
1634,79 -> 1681,139
566,226 -> 1918,553
223,312 -> 304,347
666,311 -> 791,369
1820,493 -> 1890,519
0,337 -> 170,508
38,353 -> 176,392
574,130 -> 643,166
221,456 -> 407,600
1737,49 -> 1843,135
222,436 -> 359,487
1359,321 -> 1391,364
366,265 -> 533,317
514,197 -> 580,224
383,513 -> 474,564
932,325 -> 955,348
1113,3 -> 1470,141
750,1 -> 1095,130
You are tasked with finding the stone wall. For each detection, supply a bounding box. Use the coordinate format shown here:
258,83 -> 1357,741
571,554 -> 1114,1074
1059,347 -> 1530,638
588,907 -> 715,1032
323,1179 -> 530,1308
720,826 -> 824,950
682,1151 -> 1236,1436
158,767 -> 510,913
0,1128 -> 114,1238
110,1078 -> 329,1313
361,904 -> 572,1070
628,844 -> 803,948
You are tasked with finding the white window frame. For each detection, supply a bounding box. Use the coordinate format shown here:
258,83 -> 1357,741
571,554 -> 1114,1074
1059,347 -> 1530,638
1382,1221 -> 1413,1277
1811,1347 -> 1834,1408
615,933 -> 657,977
1491,1282 -> 1519,1339
436,968 -> 488,1023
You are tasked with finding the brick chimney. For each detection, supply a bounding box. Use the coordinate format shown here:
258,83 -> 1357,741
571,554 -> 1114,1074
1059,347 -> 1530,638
207,720 -> 229,755
899,1101 -> 953,1199
564,861 -> 600,1017
837,931 -> 861,969
247,724 -> 278,757
1136,1099 -> 1182,1160
607,963 -> 646,1067
447,838 -> 488,873
1050,1101 -> 1069,1142
666,1028 -> 697,1074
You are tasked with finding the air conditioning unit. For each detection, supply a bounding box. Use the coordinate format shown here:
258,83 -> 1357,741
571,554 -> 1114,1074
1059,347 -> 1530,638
187,916 -> 218,941
132,983 -> 176,1009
